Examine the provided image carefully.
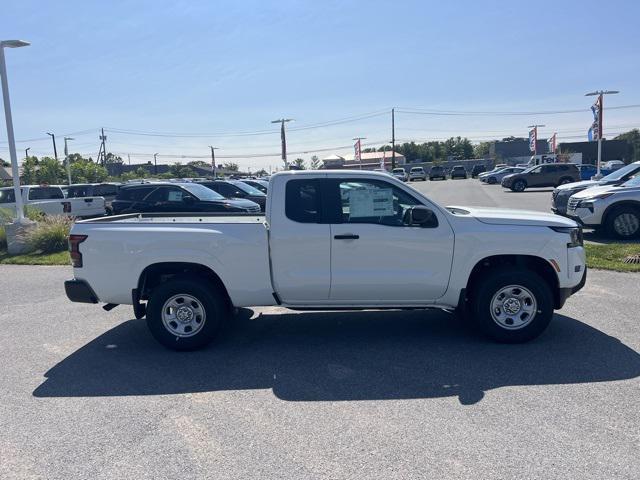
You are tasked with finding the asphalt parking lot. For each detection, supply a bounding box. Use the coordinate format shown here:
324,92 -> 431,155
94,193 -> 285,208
1,262 -> 639,479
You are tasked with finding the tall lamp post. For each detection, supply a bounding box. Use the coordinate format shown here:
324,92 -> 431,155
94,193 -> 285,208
24,146 -> 30,159
0,39 -> 30,222
153,153 -> 159,175
209,146 -> 219,178
46,132 -> 58,161
63,136 -> 74,185
271,118 -> 293,169
586,90 -> 619,179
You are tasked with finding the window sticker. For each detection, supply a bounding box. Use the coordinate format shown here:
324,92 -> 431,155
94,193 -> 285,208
168,190 -> 184,202
348,188 -> 394,217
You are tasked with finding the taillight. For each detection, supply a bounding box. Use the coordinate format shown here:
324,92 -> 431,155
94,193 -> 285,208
69,234 -> 87,267
62,201 -> 72,213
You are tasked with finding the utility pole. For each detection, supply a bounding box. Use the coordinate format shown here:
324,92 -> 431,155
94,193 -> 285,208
527,124 -> 545,157
153,153 -> 159,175
271,118 -> 293,169
63,136 -> 74,185
24,147 -> 30,159
99,128 -> 107,165
353,137 -> 367,170
586,90 -> 619,179
46,132 -> 58,161
391,108 -> 396,169
127,154 -> 131,165
209,146 -> 219,178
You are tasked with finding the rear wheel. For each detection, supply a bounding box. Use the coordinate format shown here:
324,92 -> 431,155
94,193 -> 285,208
511,180 -> 526,192
146,277 -> 229,350
605,206 -> 640,239
470,268 -> 553,343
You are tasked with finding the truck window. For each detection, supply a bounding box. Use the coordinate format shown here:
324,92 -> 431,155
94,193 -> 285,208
67,186 -> 91,198
118,186 -> 155,201
285,179 -> 320,223
337,179 -> 420,227
0,189 -> 16,204
28,187 -> 64,200
94,184 -> 118,196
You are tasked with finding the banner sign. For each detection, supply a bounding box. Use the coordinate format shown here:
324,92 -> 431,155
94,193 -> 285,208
354,139 -> 361,162
529,128 -> 537,153
590,96 -> 602,141
548,133 -> 557,153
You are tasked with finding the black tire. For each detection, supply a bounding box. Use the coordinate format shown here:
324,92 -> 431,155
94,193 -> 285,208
604,205 -> 640,239
557,177 -> 573,186
146,277 -> 229,351
488,177 -> 497,184
469,268 -> 554,343
511,180 -> 526,192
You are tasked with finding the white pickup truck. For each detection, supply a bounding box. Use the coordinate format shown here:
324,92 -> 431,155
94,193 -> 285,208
0,185 -> 105,218
65,170 -> 586,350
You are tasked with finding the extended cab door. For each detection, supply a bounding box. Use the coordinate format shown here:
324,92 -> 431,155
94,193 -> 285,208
269,177 -> 331,303
328,178 -> 454,303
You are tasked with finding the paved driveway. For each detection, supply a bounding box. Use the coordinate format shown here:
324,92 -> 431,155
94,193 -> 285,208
0,265 -> 638,479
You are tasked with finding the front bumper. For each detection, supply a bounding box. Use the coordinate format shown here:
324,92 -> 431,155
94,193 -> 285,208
65,279 -> 98,303
557,268 -> 587,308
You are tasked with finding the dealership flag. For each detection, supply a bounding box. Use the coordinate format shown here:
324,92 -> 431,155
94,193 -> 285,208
548,133 -> 557,153
529,128 -> 537,153
354,139 -> 362,163
590,96 -> 602,141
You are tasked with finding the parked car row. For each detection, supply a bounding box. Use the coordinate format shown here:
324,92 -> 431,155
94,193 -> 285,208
391,165 -> 482,182
0,178 -> 271,218
551,161 -> 640,239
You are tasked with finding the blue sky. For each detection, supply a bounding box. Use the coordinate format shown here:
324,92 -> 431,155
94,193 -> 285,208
1,0 -> 639,170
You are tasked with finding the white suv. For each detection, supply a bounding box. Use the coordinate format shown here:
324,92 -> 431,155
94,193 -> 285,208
567,175 -> 640,238
409,167 -> 427,181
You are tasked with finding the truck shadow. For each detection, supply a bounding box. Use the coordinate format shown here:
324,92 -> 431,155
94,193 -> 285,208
33,309 -> 640,405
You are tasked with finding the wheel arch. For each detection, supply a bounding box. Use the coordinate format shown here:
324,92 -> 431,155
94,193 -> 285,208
137,262 -> 232,308
465,254 -> 561,308
602,200 -> 640,227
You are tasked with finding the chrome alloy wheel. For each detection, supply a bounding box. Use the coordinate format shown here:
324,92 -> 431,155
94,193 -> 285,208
161,294 -> 206,337
490,285 -> 538,330
613,213 -> 640,237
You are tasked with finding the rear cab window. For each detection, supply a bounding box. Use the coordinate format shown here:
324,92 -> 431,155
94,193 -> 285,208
285,179 -> 321,223
28,187 -> 64,200
0,189 -> 16,204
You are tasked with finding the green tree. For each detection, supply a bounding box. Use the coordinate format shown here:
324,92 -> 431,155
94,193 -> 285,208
169,162 -> 196,178
187,160 -> 210,168
310,155 -> 320,169
615,129 -> 640,162
255,168 -> 268,176
0,158 -> 8,167
292,158 -> 306,169
70,159 -> 109,183
222,161 -> 239,171
104,152 -> 123,164
474,141 -> 491,158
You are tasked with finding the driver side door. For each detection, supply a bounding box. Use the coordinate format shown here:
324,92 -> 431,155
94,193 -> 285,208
328,178 -> 454,303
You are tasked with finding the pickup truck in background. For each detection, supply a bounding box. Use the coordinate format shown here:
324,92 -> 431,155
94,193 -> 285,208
65,170 -> 586,351
0,185 -> 106,218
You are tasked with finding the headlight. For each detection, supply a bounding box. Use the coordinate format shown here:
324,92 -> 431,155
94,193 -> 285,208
578,192 -> 614,204
550,226 -> 583,247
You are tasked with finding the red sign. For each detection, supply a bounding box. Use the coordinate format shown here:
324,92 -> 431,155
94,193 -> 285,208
529,128 -> 537,153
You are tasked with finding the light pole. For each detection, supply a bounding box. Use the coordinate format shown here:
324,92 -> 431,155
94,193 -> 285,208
353,136 -> 367,169
153,153 -> 158,175
46,132 -> 59,161
586,90 -> 619,179
24,147 -> 30,159
0,39 -> 30,221
209,146 -> 219,178
271,118 -> 293,169
63,137 -> 74,184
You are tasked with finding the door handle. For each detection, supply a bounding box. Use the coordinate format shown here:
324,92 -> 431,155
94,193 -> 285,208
334,234 -> 359,240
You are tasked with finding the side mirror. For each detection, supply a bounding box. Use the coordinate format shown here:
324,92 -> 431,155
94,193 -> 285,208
405,206 -> 438,228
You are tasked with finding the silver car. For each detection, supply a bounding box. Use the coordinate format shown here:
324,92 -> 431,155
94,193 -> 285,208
481,167 -> 525,184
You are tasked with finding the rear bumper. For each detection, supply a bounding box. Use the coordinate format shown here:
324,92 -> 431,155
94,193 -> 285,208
557,268 -> 587,309
65,279 -> 99,304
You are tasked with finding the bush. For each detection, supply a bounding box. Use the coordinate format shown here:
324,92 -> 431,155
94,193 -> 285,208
26,215 -> 73,253
0,227 -> 6,250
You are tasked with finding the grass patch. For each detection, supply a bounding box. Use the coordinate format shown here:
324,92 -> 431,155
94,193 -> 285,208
0,249 -> 70,265
585,243 -> 640,272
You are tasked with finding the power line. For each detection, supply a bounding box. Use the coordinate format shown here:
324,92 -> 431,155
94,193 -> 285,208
395,104 -> 640,116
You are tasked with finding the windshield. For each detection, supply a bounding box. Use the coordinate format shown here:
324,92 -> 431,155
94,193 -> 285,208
602,162 -> 640,182
230,180 -> 266,196
182,183 -> 225,201
621,174 -> 640,188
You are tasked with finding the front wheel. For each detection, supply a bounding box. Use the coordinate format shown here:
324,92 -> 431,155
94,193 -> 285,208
605,206 -> 640,239
470,269 -> 553,343
146,278 -> 229,350
511,180 -> 526,192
